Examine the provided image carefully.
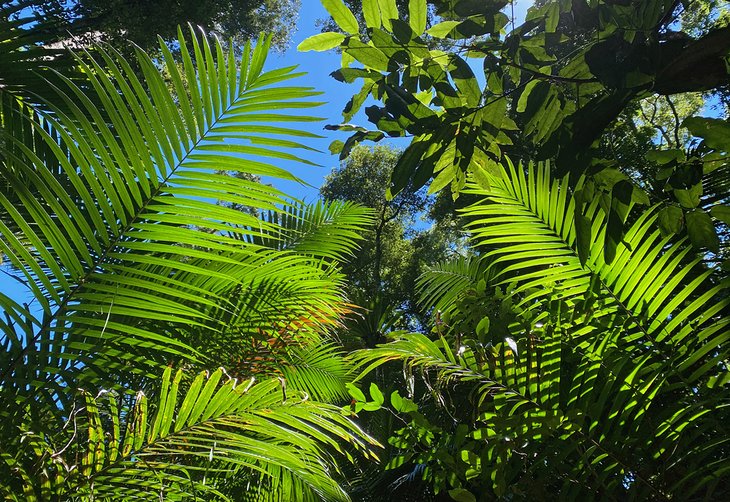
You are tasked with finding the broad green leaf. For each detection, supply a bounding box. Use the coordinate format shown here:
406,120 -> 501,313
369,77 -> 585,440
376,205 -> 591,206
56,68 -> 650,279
430,163 -> 456,194
686,209 -> 719,252
476,316 -> 490,338
673,183 -> 702,209
449,55 -> 481,107
390,390 -> 403,410
645,149 -> 685,164
516,79 -> 543,114
369,382 -> 385,406
545,2 -> 560,32
346,382 -> 367,402
391,390 -> 418,413
427,20 -> 460,38
362,0 -> 381,28
449,488 -> 477,502
362,401 -> 381,411
409,0 -> 427,34
344,39 -> 390,71
297,32 -> 346,52
378,0 -> 399,31
322,0 -> 360,34
658,206 -> 684,235
683,117 -> 730,150
711,204 -> 730,225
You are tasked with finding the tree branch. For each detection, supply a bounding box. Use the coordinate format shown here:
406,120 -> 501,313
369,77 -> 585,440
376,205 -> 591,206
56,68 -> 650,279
654,26 -> 730,95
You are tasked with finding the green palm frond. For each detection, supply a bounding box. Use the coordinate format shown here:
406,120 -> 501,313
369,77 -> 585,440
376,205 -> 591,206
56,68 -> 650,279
416,255 -> 496,316
0,26 -> 332,392
1,23 -> 377,499
352,162 -> 729,499
464,161 -> 728,370
0,1 -> 76,98
280,343 -> 352,403
251,200 -> 374,261
1,366 -> 377,501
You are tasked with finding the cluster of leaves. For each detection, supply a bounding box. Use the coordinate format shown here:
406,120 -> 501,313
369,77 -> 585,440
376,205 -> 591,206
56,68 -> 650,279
297,4 -> 730,499
650,117 -> 730,253
0,6 -> 379,499
302,0 -> 730,262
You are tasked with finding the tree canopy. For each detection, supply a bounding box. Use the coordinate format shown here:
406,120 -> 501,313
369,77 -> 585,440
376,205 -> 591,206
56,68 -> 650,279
320,145 -> 461,345
18,0 -> 301,52
303,0 -> 730,262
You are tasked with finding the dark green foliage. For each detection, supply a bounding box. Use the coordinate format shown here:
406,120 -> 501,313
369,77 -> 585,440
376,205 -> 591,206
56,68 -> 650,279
17,0 -> 300,52
320,144 -> 459,342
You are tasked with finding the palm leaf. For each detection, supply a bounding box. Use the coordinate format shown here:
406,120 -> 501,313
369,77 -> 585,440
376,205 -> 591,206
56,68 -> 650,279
1,367 -> 377,501
0,27 -> 330,395
416,254 -> 496,317
1,23 -> 377,500
351,162 -> 730,498
251,199 -> 374,261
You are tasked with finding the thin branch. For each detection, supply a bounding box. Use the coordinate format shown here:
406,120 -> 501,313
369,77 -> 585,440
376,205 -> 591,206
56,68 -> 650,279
506,61 -> 600,84
665,94 -> 682,147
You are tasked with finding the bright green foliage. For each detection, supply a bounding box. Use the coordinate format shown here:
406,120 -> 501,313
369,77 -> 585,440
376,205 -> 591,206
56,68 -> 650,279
351,163 -> 729,499
302,0 -> 730,257
0,17 -> 378,499
6,368 -> 373,500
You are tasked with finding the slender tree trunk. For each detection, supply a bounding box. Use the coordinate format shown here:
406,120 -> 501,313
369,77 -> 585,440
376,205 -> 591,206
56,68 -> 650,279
373,209 -> 386,295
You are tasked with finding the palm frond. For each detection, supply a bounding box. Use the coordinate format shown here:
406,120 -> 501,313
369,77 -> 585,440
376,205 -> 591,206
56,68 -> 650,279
0,27 -> 330,393
464,161 -> 728,376
1,366 -> 377,501
0,1 -> 76,99
251,199 -> 374,262
1,23 -> 378,499
280,343 -> 352,403
416,255 -> 496,316
351,162 -> 730,498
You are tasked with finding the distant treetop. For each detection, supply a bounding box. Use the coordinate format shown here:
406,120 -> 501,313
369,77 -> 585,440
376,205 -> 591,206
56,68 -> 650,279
18,0 -> 301,52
